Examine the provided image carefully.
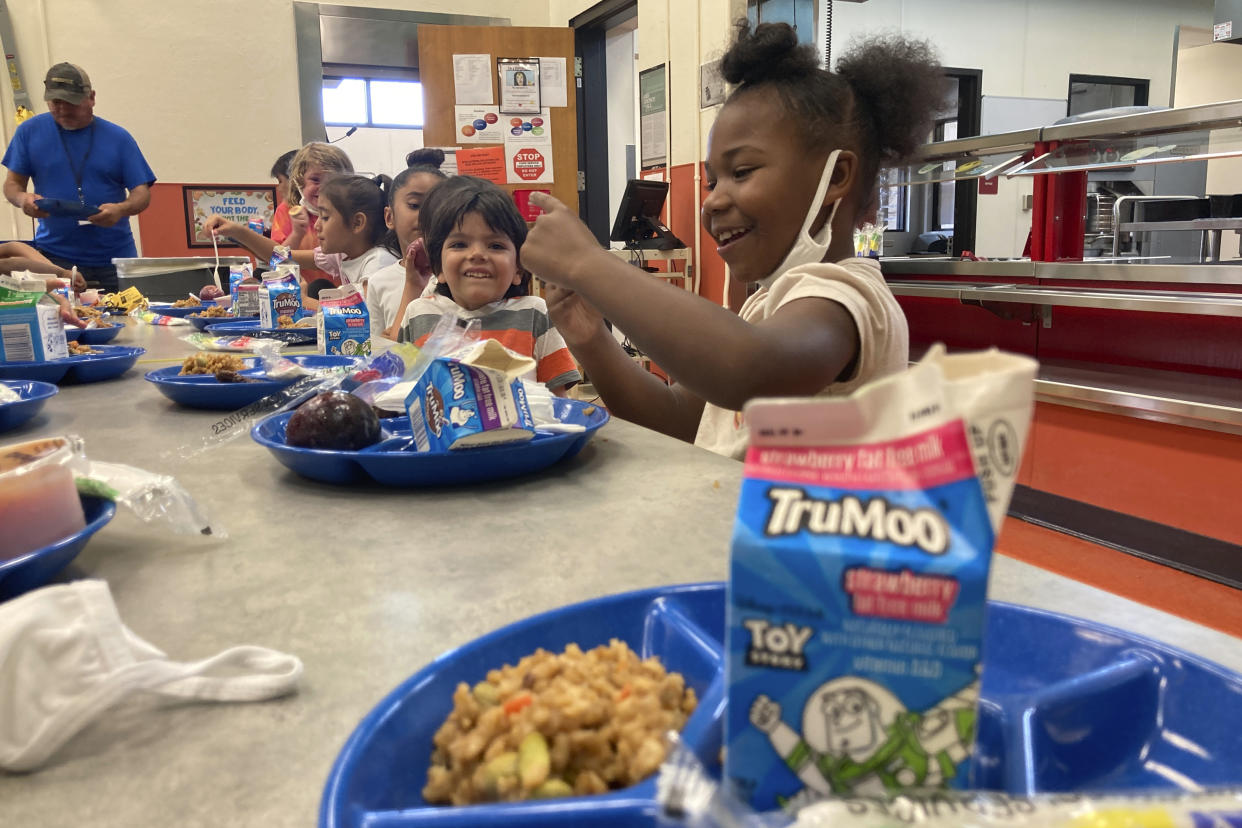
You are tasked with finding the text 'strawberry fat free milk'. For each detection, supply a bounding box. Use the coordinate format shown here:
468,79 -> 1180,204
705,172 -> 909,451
726,346 -> 1037,813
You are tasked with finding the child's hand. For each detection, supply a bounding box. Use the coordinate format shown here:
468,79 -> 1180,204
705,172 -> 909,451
544,282 -> 606,348
404,238 -> 433,294
522,192 -> 607,290
288,205 -> 310,241
202,215 -> 237,236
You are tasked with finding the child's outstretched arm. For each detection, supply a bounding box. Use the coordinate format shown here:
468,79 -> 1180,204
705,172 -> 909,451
522,193 -> 859,413
543,283 -> 706,441
202,217 -> 318,271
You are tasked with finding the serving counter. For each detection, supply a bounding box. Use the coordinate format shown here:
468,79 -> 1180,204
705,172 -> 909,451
2,322 -> 1241,826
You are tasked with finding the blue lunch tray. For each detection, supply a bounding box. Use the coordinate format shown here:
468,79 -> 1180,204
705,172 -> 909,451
320,582 -> 1242,827
0,495 -> 116,600
0,380 -> 58,432
252,397 -> 610,486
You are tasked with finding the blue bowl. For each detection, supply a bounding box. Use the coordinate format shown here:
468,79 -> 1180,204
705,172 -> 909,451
0,495 -> 116,599
321,584 -> 1242,828
146,354 -> 356,410
63,326 -> 84,342
0,380 -> 58,432
207,320 -> 318,345
252,398 -> 610,486
77,323 -> 123,345
188,313 -> 258,331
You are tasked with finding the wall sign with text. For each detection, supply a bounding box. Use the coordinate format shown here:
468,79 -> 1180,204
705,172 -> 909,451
183,185 -> 276,248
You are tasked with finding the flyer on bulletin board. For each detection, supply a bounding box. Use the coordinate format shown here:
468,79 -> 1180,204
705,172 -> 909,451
501,109 -> 551,144
456,146 -> 507,184
454,105 -> 505,143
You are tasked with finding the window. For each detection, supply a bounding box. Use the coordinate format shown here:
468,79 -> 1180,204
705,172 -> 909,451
322,77 -> 424,128
1067,75 -> 1149,118
747,0 -> 815,46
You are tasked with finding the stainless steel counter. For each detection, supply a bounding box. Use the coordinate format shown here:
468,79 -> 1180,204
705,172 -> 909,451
3,323 -> 1240,826
882,258 -> 1242,285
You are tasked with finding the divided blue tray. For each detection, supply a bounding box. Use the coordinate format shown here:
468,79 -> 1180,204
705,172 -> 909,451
63,326 -> 83,343
153,304 -> 211,318
321,583 -> 1242,827
207,320 -> 318,345
188,313 -> 258,331
146,354 -> 356,410
0,345 -> 145,383
0,495 -> 115,600
0,379 -> 58,432
252,397 -> 609,486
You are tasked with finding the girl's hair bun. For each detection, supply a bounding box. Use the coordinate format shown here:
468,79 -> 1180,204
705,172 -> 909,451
720,19 -> 819,88
406,147 -> 446,169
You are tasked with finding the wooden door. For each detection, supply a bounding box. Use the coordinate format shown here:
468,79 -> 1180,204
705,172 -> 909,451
419,25 -> 578,214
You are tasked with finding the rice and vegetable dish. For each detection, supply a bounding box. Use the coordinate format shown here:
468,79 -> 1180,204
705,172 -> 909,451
423,639 -> 697,805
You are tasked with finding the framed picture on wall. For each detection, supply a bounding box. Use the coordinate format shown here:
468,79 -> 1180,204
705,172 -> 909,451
182,185 -> 277,248
497,57 -> 541,115
639,64 -> 667,169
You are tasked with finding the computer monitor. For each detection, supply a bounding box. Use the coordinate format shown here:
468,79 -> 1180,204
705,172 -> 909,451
609,179 -> 686,250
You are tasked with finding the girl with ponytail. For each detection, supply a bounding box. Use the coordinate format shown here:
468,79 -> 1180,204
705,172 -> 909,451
520,21 -> 949,458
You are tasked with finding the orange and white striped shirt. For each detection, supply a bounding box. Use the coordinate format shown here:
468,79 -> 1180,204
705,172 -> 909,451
397,292 -> 581,391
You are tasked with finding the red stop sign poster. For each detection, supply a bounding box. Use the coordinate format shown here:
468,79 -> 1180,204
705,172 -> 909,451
512,147 -> 546,181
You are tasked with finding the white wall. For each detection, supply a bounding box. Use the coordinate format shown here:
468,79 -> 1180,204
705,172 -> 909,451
0,0 -> 547,241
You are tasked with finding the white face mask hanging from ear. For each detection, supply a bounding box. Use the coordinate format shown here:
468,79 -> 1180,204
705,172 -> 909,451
763,149 -> 843,288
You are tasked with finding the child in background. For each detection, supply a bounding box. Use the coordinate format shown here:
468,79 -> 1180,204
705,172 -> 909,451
396,175 -> 581,395
282,142 -> 354,252
267,149 -> 298,243
205,175 -> 398,308
366,148 -> 449,342
521,21 -> 947,458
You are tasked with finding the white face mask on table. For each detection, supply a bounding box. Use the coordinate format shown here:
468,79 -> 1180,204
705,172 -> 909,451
0,580 -> 303,772
762,149 -> 844,288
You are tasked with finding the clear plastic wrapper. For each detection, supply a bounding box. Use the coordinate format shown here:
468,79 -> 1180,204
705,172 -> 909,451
0,385 -> 19,403
1,434 -> 224,549
654,736 -> 1242,828
166,344 -> 409,460
180,332 -> 285,352
130,308 -> 190,326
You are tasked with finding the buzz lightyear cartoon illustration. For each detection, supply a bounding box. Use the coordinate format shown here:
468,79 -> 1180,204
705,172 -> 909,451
749,675 -> 979,798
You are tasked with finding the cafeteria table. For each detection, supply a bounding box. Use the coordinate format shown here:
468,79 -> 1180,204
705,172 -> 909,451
2,320 -> 1240,827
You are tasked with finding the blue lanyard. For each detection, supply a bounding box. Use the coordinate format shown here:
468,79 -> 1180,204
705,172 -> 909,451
56,120 -> 96,205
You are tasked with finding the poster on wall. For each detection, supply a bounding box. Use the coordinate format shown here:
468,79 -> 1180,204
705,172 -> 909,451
537,57 -> 568,108
700,60 -> 725,108
456,146 -> 507,184
453,53 -> 493,105
497,57 -> 541,114
639,64 -> 667,169
502,109 -> 551,144
182,185 -> 276,248
454,105 -> 505,143
505,143 -> 553,185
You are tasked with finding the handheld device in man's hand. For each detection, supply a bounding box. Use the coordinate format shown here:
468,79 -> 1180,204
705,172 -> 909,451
34,198 -> 102,218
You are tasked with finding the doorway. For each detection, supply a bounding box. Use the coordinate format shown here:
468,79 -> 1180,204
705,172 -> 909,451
572,0 -> 639,244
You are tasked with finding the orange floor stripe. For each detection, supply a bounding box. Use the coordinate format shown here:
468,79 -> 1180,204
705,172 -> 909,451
995,516 -> 1242,639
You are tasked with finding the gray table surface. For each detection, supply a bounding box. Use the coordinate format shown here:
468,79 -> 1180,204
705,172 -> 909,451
2,322 -> 1239,827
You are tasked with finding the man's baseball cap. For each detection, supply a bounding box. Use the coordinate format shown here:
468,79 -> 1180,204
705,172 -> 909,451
43,63 -> 92,105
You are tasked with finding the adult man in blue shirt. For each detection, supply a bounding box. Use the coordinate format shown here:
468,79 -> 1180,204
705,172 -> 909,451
2,63 -> 156,293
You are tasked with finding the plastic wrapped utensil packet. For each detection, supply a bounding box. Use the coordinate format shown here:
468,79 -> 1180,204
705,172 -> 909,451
654,735 -> 1242,828
727,346 -> 1037,811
